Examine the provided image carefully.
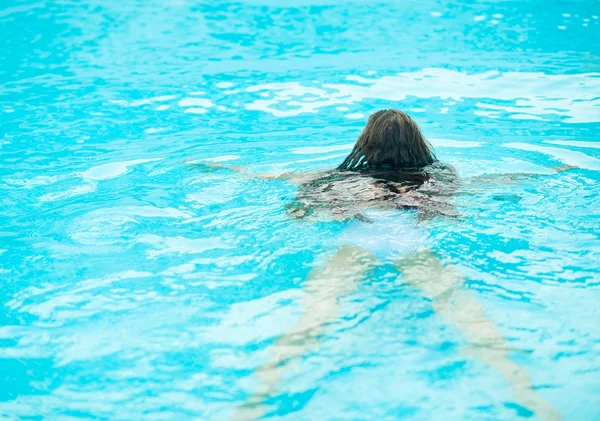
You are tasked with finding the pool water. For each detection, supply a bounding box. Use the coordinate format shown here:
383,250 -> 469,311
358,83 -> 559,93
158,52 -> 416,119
1,0 -> 599,420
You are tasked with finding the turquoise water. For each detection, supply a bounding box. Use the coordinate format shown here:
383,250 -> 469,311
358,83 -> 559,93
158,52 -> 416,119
1,0 -> 600,420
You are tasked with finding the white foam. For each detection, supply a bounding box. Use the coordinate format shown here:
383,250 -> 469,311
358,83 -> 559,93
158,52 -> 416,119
186,179 -> 241,206
38,182 -> 97,202
216,82 -> 235,89
474,110 -> 501,118
205,155 -> 240,162
184,108 -> 207,114
543,140 -> 600,149
429,138 -> 483,148
509,114 -> 545,121
81,159 -> 163,181
291,144 -> 354,155
300,96 -> 321,102
136,234 -> 230,258
244,68 -> 600,123
247,82 -> 328,98
460,158 -> 556,177
345,113 -> 365,119
68,207 -> 192,246
132,95 -> 176,106
3,175 -> 59,189
179,98 -> 213,108
111,95 -> 177,107
504,143 -> 600,170
144,127 -> 167,134
108,206 -> 192,218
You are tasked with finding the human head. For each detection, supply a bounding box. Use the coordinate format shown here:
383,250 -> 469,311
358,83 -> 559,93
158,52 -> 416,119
338,109 -> 435,170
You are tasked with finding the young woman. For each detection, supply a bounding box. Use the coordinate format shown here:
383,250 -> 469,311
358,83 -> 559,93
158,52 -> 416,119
193,110 -> 561,421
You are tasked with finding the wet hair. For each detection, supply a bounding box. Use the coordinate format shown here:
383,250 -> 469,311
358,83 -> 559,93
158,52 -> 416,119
338,109 -> 436,171
287,110 -> 457,220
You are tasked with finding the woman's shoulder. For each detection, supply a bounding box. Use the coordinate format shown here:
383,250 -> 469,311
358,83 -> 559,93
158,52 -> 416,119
425,161 -> 458,178
426,160 -> 456,171
421,161 -> 460,193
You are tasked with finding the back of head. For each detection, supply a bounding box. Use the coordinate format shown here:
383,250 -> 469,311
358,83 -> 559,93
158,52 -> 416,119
338,109 -> 435,171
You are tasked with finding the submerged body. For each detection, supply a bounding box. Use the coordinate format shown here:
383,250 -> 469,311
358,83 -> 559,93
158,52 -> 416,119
287,161 -> 460,221
287,161 -> 460,261
192,109 -> 562,421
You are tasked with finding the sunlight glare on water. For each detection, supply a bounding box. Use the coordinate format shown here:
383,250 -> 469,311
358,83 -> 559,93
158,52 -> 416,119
1,0 -> 599,420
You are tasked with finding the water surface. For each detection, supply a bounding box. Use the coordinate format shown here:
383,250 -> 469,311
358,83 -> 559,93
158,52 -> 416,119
1,1 -> 599,420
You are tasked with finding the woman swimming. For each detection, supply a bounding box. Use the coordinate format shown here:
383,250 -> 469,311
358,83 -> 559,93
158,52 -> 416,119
192,109 -> 562,421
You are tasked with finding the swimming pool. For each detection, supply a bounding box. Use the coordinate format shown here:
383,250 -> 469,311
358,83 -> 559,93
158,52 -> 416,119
1,0 -> 599,419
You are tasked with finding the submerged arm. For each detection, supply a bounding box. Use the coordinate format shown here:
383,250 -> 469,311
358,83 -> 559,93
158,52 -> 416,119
466,164 -> 576,185
186,161 -> 326,184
